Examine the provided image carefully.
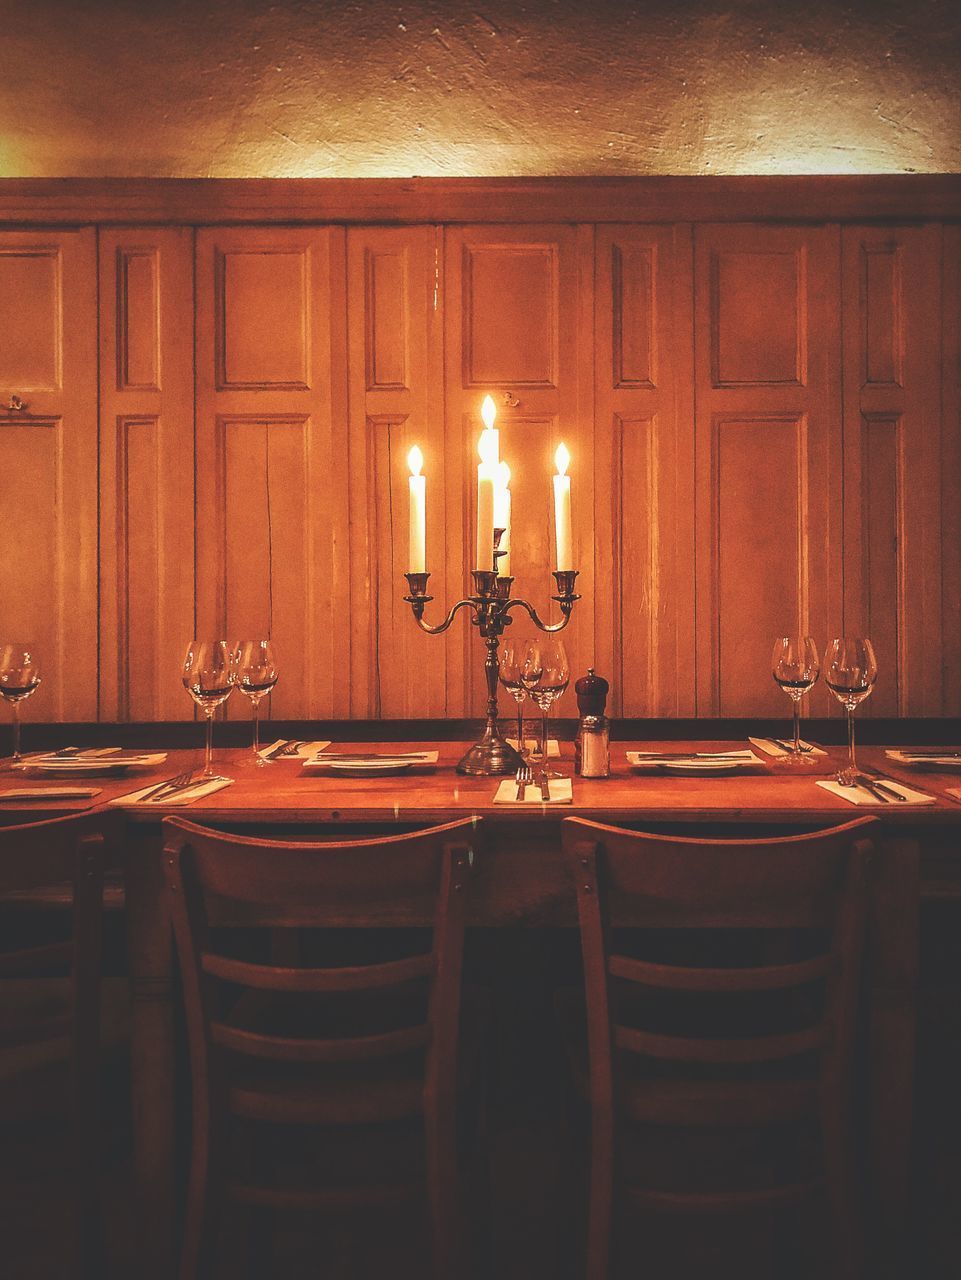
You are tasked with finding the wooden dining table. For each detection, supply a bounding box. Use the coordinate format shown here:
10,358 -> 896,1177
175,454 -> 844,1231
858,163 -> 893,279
6,736 -> 961,1278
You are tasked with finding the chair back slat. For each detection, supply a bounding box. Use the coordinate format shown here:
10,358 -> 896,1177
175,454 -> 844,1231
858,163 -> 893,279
607,951 -> 836,991
211,1020 -> 429,1063
201,950 -> 432,992
0,940 -> 73,978
613,1022 -> 829,1064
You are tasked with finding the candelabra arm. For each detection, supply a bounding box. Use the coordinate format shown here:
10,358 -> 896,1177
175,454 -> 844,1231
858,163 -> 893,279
503,598 -> 574,633
410,597 -> 476,636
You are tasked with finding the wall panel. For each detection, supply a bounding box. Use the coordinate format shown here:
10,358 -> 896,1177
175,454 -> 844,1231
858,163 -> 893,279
346,227 -> 446,719
945,227 -> 961,716
842,225 -> 943,717
594,225 -> 695,717
195,226 -> 349,720
0,229 -> 97,722
444,225 -> 594,719
694,225 -> 842,718
99,228 -> 195,721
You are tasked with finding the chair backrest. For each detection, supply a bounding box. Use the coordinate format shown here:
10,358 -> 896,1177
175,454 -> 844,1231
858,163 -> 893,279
562,814 -> 876,1157
0,810 -> 115,1052
162,816 -> 479,1115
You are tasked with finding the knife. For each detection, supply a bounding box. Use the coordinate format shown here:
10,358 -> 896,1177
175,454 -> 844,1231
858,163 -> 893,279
538,774 -> 551,802
856,771 -> 906,802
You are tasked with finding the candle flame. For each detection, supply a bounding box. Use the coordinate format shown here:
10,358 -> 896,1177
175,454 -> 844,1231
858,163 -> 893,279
407,445 -> 424,477
481,395 -> 497,431
555,442 -> 571,476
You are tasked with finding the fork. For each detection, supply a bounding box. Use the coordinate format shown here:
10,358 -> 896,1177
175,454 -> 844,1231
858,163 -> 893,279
515,763 -> 532,801
275,741 -> 303,758
139,770 -> 194,803
769,737 -> 814,754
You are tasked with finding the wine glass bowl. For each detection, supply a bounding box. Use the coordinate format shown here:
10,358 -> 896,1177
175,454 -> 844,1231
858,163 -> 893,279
824,637 -> 878,785
232,639 -> 279,766
182,640 -> 234,780
520,637 -> 569,779
771,636 -> 819,763
0,643 -> 42,762
498,636 -> 530,759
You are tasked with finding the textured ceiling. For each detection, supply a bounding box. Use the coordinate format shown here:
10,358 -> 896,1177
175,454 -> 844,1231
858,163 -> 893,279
1,0 -> 958,177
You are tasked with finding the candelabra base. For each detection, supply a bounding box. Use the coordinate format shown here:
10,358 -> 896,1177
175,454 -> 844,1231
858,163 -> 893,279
456,729 -> 523,777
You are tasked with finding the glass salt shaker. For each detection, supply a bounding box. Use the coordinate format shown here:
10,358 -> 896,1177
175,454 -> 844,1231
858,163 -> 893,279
575,668 -> 610,778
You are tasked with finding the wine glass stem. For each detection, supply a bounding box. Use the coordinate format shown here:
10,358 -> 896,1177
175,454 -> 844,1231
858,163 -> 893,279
847,705 -> 857,776
12,702 -> 20,762
251,697 -> 261,762
517,699 -> 525,758
204,708 -> 214,779
541,707 -> 549,768
793,699 -> 801,754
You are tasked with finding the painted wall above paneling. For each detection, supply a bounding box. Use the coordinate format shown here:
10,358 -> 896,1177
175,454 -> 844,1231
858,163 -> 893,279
0,0 -> 958,178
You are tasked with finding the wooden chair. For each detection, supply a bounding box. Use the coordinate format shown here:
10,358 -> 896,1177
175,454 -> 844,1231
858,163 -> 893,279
560,815 -> 878,1280
163,815 -> 483,1280
0,809 -> 121,1278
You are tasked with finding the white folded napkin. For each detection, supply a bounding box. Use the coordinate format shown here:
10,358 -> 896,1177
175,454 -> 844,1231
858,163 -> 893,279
112,778 -> 234,806
816,779 -> 936,806
749,736 -> 828,759
506,738 -> 561,758
258,739 -> 331,761
885,749 -> 961,768
494,777 -> 573,804
0,786 -> 102,800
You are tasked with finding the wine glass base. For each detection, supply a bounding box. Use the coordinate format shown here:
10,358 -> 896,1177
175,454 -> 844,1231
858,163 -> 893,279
836,766 -> 857,785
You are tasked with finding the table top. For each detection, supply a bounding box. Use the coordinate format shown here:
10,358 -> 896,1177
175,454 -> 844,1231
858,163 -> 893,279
3,740 -> 961,827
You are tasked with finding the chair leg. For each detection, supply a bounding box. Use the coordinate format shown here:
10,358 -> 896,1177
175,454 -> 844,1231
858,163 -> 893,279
426,1111 -> 464,1280
179,1146 -> 223,1280
821,1105 -> 863,1280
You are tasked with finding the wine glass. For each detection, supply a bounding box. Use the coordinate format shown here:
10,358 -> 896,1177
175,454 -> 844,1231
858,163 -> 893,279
182,640 -> 234,781
231,639 -> 279,766
771,636 -> 820,763
498,636 -> 531,759
824,637 -> 878,786
521,637 -> 570,779
0,643 -> 41,763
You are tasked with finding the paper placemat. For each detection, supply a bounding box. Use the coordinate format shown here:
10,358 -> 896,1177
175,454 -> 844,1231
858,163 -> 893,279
506,737 -> 561,758
112,778 -> 234,806
0,786 -> 102,800
258,739 -> 331,761
816,779 -> 936,806
749,736 -> 828,759
494,777 -> 572,804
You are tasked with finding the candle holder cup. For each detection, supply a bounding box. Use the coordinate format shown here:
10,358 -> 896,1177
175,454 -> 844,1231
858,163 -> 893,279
403,532 -> 580,775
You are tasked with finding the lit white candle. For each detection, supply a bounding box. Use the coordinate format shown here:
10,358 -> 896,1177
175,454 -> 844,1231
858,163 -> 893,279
494,461 -> 511,577
476,428 -> 498,571
407,445 -> 426,573
553,442 -> 572,571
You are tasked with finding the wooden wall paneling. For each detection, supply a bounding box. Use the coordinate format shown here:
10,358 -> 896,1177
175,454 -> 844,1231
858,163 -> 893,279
841,225 -> 944,717
944,226 -> 961,716
593,224 -> 695,717
194,226 -> 349,720
0,228 -> 98,722
99,228 -> 195,721
443,224 -> 594,719
693,224 -> 843,718
346,225 -> 446,718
